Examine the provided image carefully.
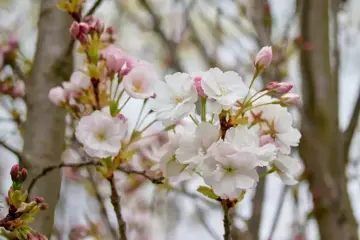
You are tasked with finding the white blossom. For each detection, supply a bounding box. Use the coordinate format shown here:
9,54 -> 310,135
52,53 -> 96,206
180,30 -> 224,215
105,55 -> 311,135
201,68 -> 248,113
273,153 -> 302,185
151,72 -> 198,124
75,110 -> 127,158
63,71 -> 91,93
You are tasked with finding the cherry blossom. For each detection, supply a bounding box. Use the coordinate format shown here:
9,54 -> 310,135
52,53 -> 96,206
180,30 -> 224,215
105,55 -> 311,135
62,71 -> 91,94
201,68 -> 248,113
272,153 -> 302,185
151,72 -> 198,124
75,110 -> 127,158
48,86 -> 66,105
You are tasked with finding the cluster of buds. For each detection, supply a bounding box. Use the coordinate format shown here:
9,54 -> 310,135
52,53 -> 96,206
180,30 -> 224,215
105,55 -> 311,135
0,35 -> 20,68
0,165 -> 49,240
0,79 -> 25,98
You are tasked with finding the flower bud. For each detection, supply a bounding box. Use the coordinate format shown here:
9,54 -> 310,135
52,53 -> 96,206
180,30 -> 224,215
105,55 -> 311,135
48,87 -> 66,106
12,80 -> 25,97
255,46 -> 272,69
193,76 -> 206,97
94,19 -> 104,34
280,93 -> 300,106
39,203 -> 49,210
32,197 -> 45,203
69,22 -> 80,38
19,168 -> 27,182
7,35 -> 19,49
265,81 -> 293,93
10,164 -> 19,182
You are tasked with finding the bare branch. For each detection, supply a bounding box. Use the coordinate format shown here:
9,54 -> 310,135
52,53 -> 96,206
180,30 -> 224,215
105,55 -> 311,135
0,140 -> 24,163
84,0 -> 103,18
221,200 -> 232,240
138,0 -> 182,71
117,167 -> 164,184
344,92 -> 360,162
267,186 -> 288,239
107,174 -> 127,239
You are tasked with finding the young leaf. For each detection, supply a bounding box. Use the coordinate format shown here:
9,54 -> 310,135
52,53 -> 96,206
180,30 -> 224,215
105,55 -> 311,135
197,186 -> 218,200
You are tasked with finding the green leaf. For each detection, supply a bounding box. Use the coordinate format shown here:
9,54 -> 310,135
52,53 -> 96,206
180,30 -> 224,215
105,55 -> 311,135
197,186 -> 218,200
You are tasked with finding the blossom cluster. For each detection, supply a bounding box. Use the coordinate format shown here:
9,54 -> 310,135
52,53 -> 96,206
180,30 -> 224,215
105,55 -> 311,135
50,4 -> 301,205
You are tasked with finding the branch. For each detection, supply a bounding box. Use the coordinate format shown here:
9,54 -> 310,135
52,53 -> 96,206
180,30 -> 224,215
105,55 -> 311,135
344,91 -> 360,163
86,167 -> 118,238
268,186 -> 288,240
138,0 -> 182,71
117,167 -> 164,184
107,174 -> 127,240
221,200 -> 232,240
84,0 -> 103,18
0,140 -> 24,163
27,161 -> 100,195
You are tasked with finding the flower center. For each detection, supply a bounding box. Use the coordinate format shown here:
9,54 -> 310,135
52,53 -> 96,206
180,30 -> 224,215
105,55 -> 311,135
95,132 -> 106,142
224,166 -> 234,173
173,95 -> 184,103
132,80 -> 144,93
217,87 -> 228,96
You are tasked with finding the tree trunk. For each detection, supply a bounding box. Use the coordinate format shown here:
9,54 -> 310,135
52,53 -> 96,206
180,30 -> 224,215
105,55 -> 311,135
22,0 -> 73,236
299,0 -> 358,239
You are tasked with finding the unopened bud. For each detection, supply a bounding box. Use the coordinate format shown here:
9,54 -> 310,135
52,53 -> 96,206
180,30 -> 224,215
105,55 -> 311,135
255,46 -> 272,69
94,19 -> 104,34
193,76 -> 206,97
12,80 -> 25,97
7,35 -> 19,49
69,22 -> 80,38
280,93 -> 300,106
106,26 -> 114,34
265,82 -> 293,93
10,164 -> 19,182
19,168 -> 27,183
32,197 -> 45,203
39,203 -> 49,210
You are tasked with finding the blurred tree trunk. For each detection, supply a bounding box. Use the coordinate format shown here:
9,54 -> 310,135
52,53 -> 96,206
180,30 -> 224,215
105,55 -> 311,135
22,0 -> 72,237
299,0 -> 358,239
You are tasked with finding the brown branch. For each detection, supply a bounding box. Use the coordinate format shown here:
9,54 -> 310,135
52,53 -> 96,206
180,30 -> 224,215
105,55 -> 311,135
107,174 -> 127,240
27,161 -> 101,196
267,186 -> 288,240
117,167 -> 164,184
344,92 -> 360,163
221,200 -> 232,240
138,0 -> 182,71
0,140 -> 24,163
87,167 -> 118,239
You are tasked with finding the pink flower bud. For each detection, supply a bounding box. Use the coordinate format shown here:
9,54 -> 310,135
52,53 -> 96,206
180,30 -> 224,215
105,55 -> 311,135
116,113 -> 126,122
39,203 -> 49,210
19,168 -> 27,182
78,23 -> 89,34
69,22 -> 80,38
49,86 -> 66,105
12,80 -> 25,97
94,19 -> 104,34
10,164 -> 19,182
32,197 -> 45,203
7,35 -> 19,49
260,134 -> 276,147
193,76 -> 206,97
265,81 -> 293,93
255,46 -> 272,69
280,93 -> 300,105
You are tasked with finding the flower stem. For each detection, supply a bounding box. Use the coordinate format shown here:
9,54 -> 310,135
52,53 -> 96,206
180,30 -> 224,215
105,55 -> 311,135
221,200 -> 232,240
243,69 -> 261,104
134,99 -> 148,130
189,114 -> 199,125
118,97 -> 130,113
108,174 -> 127,240
201,97 -> 207,122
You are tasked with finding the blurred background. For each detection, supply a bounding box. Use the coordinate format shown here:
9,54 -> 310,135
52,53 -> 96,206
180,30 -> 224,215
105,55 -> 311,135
0,0 -> 360,239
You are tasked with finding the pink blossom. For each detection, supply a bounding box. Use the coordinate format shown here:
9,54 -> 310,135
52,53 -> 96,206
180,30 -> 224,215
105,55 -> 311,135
12,80 -> 25,97
255,46 -> 272,69
101,45 -> 135,74
265,81 -> 293,93
48,86 -> 66,105
123,62 -> 157,99
193,76 -> 206,97
280,93 -> 300,105
63,71 -> 91,93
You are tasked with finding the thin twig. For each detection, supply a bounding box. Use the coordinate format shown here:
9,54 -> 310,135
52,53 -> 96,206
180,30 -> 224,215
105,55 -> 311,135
84,0 -> 103,18
87,167 -> 118,239
221,200 -> 232,240
107,174 -> 127,240
344,91 -> 360,163
0,141 -> 24,163
117,167 -> 164,184
27,161 -> 101,195
268,186 -> 288,239
138,0 -> 182,71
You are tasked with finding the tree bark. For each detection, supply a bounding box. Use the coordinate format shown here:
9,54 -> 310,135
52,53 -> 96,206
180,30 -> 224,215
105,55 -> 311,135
22,0 -> 73,236
299,0 -> 358,239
